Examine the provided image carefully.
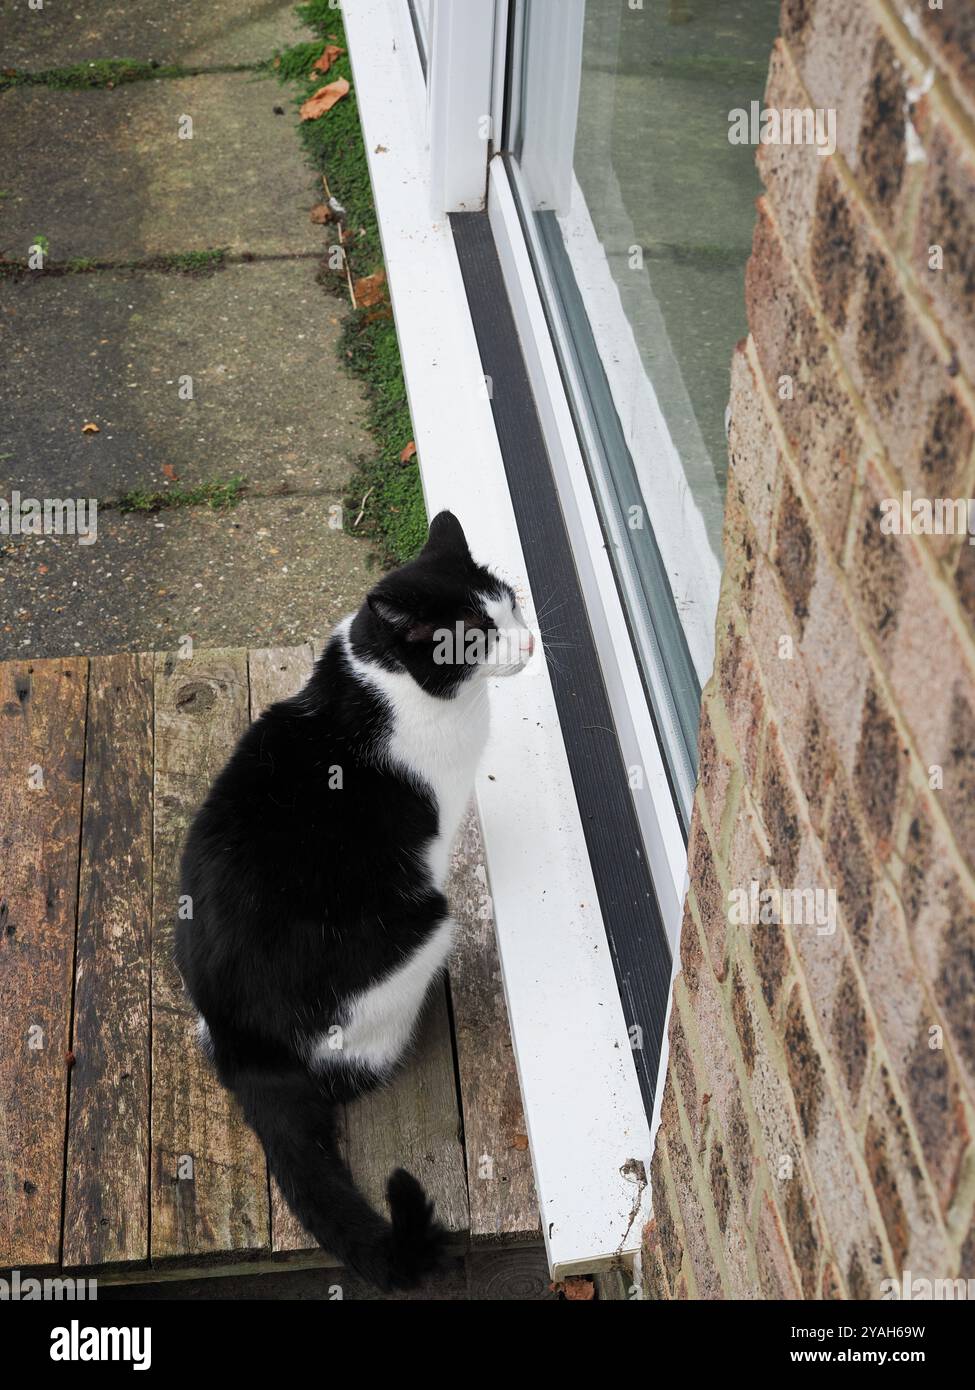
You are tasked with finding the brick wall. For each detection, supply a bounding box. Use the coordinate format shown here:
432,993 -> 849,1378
644,0 -> 975,1300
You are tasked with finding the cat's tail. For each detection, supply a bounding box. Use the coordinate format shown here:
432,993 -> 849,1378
234,1065 -> 447,1291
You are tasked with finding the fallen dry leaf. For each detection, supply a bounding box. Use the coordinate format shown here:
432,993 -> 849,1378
353,268 -> 386,308
162,462 -> 179,482
299,77 -> 349,121
565,1277 -> 596,1301
511,1133 -> 529,1151
81,422 -> 100,434
312,43 -> 345,73
399,440 -> 416,464
309,202 -> 334,225
551,1277 -> 595,1301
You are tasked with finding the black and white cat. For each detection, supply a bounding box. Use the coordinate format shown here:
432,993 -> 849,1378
176,511 -> 533,1290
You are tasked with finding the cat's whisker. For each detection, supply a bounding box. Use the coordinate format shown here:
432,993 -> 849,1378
531,597 -> 567,628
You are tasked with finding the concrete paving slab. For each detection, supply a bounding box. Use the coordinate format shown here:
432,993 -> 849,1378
1,0 -> 307,69
0,75 -> 324,262
0,494 -> 378,660
1,260 -> 372,500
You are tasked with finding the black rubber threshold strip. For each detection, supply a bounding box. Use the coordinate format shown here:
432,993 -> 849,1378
450,210 -> 673,1117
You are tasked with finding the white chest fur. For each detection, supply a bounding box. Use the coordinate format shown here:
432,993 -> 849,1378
340,618 -> 489,889
310,622 -> 490,1075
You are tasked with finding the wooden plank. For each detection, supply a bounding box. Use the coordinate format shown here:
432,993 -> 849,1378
0,656 -> 88,1268
446,805 -> 539,1240
63,654 -> 153,1269
150,649 -> 269,1262
246,646 -> 320,1256
248,646 -> 315,718
465,1245 -> 556,1300
344,981 -> 470,1237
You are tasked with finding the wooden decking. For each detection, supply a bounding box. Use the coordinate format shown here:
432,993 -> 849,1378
0,646 -> 539,1283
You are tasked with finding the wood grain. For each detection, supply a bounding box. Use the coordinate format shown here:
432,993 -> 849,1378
246,646 -> 320,1255
247,646 -> 315,720
446,805 -> 539,1241
63,654 -> 153,1269
465,1245 -> 555,1299
150,649 -> 268,1262
0,657 -> 87,1268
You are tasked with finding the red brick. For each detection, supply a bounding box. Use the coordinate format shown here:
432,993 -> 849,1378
649,1143 -> 685,1288
824,783 -> 876,956
865,1063 -> 955,1271
688,817 -> 729,982
745,203 -> 859,547
845,461 -> 909,661
912,120 -> 975,390
728,342 -> 781,554
668,1006 -> 702,1148
640,1219 -> 671,1300
782,1168 -> 822,1297
666,1130 -> 727,1299
793,695 -> 839,830
696,695 -> 737,849
917,3 -> 975,126
759,744 -> 802,890
717,619 -> 767,781
853,680 -> 909,852
747,554 -> 810,762
909,836 -> 975,1108
785,0 -> 888,162
853,246 -> 960,492
784,984 -> 827,1141
799,545 -> 869,775
756,1192 -> 802,1299
773,474 -> 817,636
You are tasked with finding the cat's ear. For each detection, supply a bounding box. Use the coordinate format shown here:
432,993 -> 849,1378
368,593 -> 438,643
423,510 -> 471,560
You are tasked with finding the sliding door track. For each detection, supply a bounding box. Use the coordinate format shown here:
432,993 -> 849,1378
450,210 -> 672,1114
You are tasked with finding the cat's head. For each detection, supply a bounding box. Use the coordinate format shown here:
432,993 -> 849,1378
359,511 -> 534,697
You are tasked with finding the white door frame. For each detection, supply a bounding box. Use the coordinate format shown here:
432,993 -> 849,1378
428,0 -> 498,211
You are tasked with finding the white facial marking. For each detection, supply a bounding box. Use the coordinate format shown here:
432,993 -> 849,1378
339,616 -> 489,886
478,592 -> 534,678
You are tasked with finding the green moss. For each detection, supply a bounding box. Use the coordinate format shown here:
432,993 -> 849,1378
158,247 -> 230,275
269,0 -> 425,564
115,475 -> 247,513
0,247 -> 231,277
0,59 -> 187,91
0,58 -> 260,92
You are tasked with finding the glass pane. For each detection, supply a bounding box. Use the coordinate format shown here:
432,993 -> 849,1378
509,0 -> 780,824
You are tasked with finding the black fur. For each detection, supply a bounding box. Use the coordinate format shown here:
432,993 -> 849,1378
176,512 -> 515,1290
